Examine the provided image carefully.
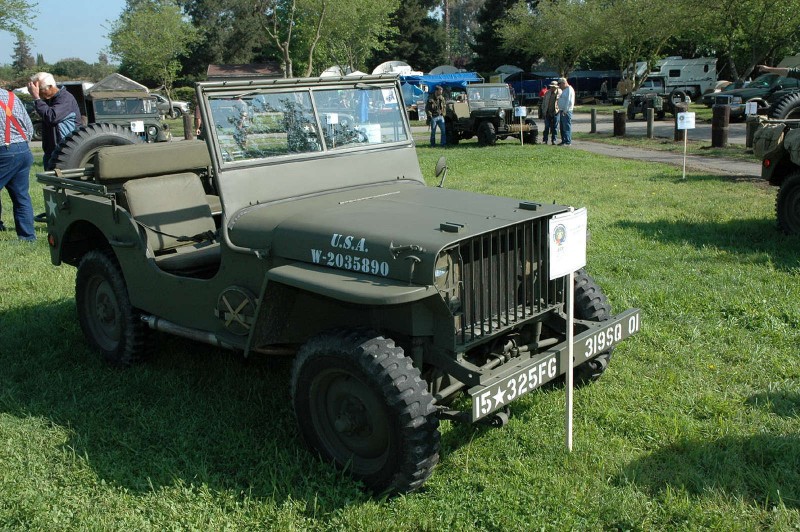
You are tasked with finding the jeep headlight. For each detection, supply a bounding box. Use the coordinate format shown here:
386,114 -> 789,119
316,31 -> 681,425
434,250 -> 461,312
147,126 -> 158,137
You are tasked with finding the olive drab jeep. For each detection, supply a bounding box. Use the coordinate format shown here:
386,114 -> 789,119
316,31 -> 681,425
445,83 -> 538,146
37,74 -> 640,495
754,117 -> 800,234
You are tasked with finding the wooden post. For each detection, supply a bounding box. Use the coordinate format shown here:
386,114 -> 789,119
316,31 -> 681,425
590,108 -> 597,133
613,109 -> 626,137
745,115 -> 759,149
646,108 -> 654,138
711,105 -> 729,148
183,113 -> 195,140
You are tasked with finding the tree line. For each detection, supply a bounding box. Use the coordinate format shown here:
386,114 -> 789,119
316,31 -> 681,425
2,0 -> 799,94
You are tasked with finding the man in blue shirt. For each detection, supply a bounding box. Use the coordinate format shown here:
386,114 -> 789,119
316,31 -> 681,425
28,72 -> 82,170
556,77 -> 575,146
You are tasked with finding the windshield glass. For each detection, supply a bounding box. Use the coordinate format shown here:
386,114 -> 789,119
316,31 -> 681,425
207,85 -> 408,163
467,85 -> 511,102
94,96 -> 158,117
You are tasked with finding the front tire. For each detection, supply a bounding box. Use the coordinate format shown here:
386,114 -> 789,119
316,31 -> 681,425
75,249 -> 153,366
572,269 -> 614,384
477,121 -> 497,146
291,330 -> 440,494
769,92 -> 800,120
776,172 -> 800,235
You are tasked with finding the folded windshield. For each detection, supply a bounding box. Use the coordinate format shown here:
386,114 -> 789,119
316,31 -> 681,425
207,85 -> 409,163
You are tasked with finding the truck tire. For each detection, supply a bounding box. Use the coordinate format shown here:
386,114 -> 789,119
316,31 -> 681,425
51,123 -> 143,170
776,172 -> 800,235
75,249 -> 153,366
477,121 -> 497,146
572,268 -> 614,385
445,120 -> 459,145
626,105 -> 636,120
769,91 -> 800,120
669,89 -> 688,107
32,122 -> 43,142
292,329 -> 440,494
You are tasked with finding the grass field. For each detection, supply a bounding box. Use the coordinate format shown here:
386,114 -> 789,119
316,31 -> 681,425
1,140 -> 798,529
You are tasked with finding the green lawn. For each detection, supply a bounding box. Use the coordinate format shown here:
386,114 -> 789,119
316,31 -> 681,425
1,142 -> 798,529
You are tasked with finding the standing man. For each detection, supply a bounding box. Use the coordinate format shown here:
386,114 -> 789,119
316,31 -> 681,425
556,77 -> 575,146
426,85 -> 447,147
540,81 -> 561,144
27,72 -> 82,170
0,89 -> 36,241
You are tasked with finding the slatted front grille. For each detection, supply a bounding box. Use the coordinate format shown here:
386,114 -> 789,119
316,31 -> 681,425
455,219 -> 564,347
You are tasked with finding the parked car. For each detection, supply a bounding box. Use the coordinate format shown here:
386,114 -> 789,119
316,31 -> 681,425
706,74 -> 800,120
153,93 -> 190,119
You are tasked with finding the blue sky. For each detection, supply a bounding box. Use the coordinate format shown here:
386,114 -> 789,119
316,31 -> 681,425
0,0 -> 127,64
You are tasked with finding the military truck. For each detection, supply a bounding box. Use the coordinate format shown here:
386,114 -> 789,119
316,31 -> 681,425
44,74 -> 171,169
626,77 -> 690,120
445,83 -> 538,145
754,118 -> 800,234
37,74 -> 639,494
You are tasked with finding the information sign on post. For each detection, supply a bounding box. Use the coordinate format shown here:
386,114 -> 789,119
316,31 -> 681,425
676,111 -> 696,180
515,106 -> 527,145
548,207 -> 587,451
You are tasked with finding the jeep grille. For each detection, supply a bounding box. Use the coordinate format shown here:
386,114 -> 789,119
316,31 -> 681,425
455,219 -> 564,348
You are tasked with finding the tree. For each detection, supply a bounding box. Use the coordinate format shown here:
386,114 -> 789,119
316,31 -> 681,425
700,0 -> 800,81
371,0 -> 446,72
316,0 -> 398,73
470,0 -> 530,73
502,0 -> 608,77
108,0 -> 198,96
0,0 -> 36,38
11,31 -> 34,75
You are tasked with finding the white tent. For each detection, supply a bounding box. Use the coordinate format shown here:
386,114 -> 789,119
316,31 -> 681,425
372,60 -> 422,76
429,65 -> 462,75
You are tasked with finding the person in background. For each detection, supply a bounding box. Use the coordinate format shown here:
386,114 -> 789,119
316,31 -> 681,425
425,85 -> 447,147
0,89 -> 36,241
27,72 -> 82,169
540,81 -> 561,144
556,77 -> 575,146
600,79 -> 609,103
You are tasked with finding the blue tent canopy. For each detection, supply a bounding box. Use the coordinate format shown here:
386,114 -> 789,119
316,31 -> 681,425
399,72 -> 483,107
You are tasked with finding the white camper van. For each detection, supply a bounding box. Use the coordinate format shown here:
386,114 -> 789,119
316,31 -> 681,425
647,57 -> 717,100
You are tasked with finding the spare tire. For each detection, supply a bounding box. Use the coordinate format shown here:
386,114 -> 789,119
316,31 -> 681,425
51,123 -> 143,170
769,91 -> 800,120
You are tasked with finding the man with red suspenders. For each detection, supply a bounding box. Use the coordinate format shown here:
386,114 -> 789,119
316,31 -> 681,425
0,89 -> 35,241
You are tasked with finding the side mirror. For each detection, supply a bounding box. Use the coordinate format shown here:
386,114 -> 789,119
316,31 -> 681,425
435,156 -> 448,188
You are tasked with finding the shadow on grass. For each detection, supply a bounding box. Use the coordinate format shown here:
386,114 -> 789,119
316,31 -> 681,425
617,435 -> 800,509
616,217 -> 800,271
746,390 -> 800,418
0,299 -> 378,509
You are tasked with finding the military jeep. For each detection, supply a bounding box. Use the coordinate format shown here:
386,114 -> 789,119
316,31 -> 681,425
445,83 -> 538,146
37,75 -> 639,494
627,77 -> 690,120
754,117 -> 800,234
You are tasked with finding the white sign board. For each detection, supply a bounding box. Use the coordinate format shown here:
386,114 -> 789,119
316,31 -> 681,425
382,88 -> 397,105
324,113 -> 339,125
676,112 -> 695,130
514,106 -> 527,118
130,120 -> 144,133
548,208 -> 587,280
745,101 -> 758,115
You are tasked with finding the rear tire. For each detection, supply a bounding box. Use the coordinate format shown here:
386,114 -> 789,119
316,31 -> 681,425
292,329 -> 440,494
75,249 -> 153,366
51,123 -> 142,170
572,269 -> 614,384
776,172 -> 800,235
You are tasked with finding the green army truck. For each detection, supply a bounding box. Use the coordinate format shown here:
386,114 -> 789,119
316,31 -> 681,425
445,83 -> 538,146
37,74 -> 640,494
754,117 -> 800,234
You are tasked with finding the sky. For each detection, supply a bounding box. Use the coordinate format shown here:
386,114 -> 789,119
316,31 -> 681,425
0,0 -> 128,65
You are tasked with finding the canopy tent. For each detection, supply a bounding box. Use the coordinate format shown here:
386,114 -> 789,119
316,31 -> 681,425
399,72 -> 483,105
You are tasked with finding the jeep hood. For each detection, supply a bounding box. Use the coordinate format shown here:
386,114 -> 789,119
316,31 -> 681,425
226,183 -> 568,285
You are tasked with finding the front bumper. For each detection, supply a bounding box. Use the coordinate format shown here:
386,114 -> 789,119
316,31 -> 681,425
468,308 -> 640,421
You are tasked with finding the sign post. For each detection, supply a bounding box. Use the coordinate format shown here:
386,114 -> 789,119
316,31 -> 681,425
548,207 -> 587,451
676,111 -> 695,180
515,106 -> 527,145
